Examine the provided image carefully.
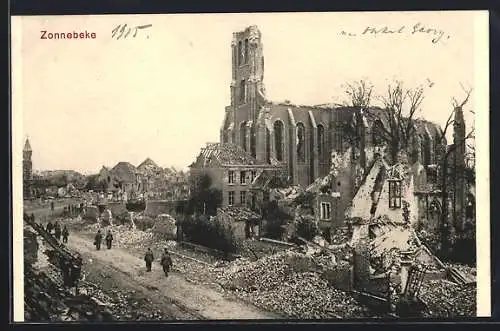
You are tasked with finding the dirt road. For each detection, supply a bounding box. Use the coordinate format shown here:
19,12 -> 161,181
67,233 -> 281,320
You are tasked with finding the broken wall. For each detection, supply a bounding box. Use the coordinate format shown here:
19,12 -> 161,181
144,200 -> 176,217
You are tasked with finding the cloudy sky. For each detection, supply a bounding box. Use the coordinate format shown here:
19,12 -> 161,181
13,11 -> 486,174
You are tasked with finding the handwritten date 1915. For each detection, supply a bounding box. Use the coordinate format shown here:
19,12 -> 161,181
111,24 -> 152,40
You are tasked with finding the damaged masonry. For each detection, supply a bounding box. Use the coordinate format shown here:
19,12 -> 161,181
21,21 -> 477,322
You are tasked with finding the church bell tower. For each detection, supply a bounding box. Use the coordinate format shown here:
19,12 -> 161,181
230,25 -> 266,122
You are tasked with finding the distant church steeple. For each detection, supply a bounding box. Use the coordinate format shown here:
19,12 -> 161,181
23,137 -> 33,181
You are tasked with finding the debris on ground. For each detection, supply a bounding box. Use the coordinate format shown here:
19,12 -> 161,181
84,223 -> 155,248
215,250 -> 366,318
420,280 -> 476,317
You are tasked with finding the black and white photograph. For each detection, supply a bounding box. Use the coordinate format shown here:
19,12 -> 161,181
11,11 -> 490,321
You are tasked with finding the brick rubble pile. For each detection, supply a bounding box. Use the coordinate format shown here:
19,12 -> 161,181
215,250 -> 367,319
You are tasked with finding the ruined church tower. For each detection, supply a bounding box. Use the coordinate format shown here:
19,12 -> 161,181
223,25 -> 268,157
230,25 -> 266,122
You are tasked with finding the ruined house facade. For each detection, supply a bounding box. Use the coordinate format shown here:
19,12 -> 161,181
189,143 -> 283,208
219,26 -> 444,190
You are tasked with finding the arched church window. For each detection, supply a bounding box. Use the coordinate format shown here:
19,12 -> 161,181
238,40 -> 243,65
273,121 -> 284,162
240,122 -> 247,152
250,125 -> 256,158
244,39 -> 249,64
423,134 -> 431,165
266,128 -> 271,163
317,124 -> 325,162
297,123 -> 306,163
240,80 -> 246,104
372,120 -> 383,146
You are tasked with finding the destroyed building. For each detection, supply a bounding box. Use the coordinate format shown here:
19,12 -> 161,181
219,25 -> 443,188
189,142 -> 283,209
215,25 -> 445,228
97,158 -> 188,200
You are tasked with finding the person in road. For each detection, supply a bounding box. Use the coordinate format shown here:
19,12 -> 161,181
46,220 -> 54,234
105,230 -> 114,250
160,248 -> 173,277
50,201 -> 54,211
62,225 -> 69,243
54,221 -> 62,241
94,230 -> 103,250
144,248 -> 154,272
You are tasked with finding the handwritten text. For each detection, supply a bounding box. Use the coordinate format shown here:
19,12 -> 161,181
111,24 -> 152,40
340,22 -> 450,44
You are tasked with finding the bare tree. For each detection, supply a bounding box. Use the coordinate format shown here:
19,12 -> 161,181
342,80 -> 374,108
364,80 -> 425,163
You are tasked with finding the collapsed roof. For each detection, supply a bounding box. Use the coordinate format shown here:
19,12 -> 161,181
190,143 -> 268,168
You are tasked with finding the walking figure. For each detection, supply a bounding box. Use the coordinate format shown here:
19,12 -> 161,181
94,230 -> 103,250
46,220 -> 54,234
50,201 -> 55,211
160,248 -> 173,277
144,248 -> 154,272
62,225 -> 69,243
105,230 -> 114,249
54,221 -> 62,241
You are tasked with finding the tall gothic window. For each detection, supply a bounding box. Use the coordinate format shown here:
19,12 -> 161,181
297,123 -> 306,163
317,124 -> 325,162
238,40 -> 243,65
274,121 -> 284,162
250,125 -> 256,158
240,122 -> 247,152
244,39 -> 249,64
372,120 -> 383,146
266,128 -> 271,164
240,80 -> 246,104
423,134 -> 431,165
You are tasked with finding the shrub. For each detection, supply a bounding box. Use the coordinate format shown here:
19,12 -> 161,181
261,200 -> 292,239
182,215 -> 240,256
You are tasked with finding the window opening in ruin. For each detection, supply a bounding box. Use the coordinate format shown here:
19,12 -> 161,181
250,126 -> 256,158
240,122 -> 247,152
317,124 -> 325,162
274,121 -> 284,162
228,171 -> 235,184
297,123 -> 306,163
228,191 -> 235,206
423,135 -> 431,165
320,202 -> 331,220
238,40 -> 243,65
251,170 -> 257,183
372,120 -> 383,146
244,39 -> 249,64
388,179 -> 402,209
240,80 -> 246,104
240,191 -> 247,205
240,171 -> 246,184
266,128 -> 271,164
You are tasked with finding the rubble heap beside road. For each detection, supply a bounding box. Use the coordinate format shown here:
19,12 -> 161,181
215,249 -> 367,319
